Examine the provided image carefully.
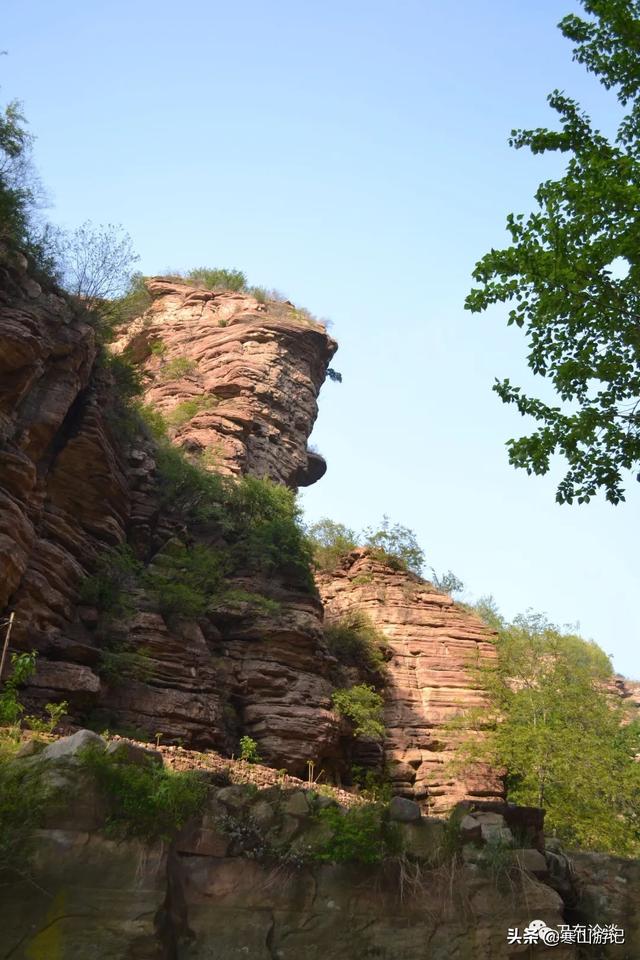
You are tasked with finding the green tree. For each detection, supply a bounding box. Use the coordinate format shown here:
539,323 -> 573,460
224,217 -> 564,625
306,518 -> 357,570
466,1 -> 640,504
460,610 -> 640,855
57,221 -> 139,306
363,516 -> 424,575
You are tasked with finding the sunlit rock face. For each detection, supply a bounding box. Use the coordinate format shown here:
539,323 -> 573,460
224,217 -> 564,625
0,257 -> 340,771
114,278 -> 337,487
317,549 -> 505,813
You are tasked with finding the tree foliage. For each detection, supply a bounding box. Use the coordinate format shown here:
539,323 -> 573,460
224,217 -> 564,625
460,609 -> 640,855
57,221 -> 140,305
466,1 -> 640,504
306,515 -> 425,575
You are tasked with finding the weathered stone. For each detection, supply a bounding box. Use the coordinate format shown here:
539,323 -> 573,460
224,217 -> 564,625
40,728 -> 105,761
282,789 -> 310,817
512,847 -> 548,879
317,551 -> 504,813
105,738 -> 163,766
389,796 -> 422,822
481,824 -> 513,845
217,784 -> 253,811
397,819 -> 445,861
459,814 -> 481,842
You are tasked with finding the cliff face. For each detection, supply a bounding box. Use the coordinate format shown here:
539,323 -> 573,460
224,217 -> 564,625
1,733 -> 590,960
317,550 -> 504,813
0,251 -> 340,775
114,279 -> 336,487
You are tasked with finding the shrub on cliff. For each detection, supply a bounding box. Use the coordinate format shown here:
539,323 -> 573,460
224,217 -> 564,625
307,515 -> 425,575
311,803 -> 401,864
362,516 -> 424,575
185,267 -> 247,292
306,518 -> 358,571
79,745 -> 207,840
155,448 -> 314,590
0,753 -> 52,879
145,542 -> 230,619
332,684 -> 385,739
324,610 -> 388,679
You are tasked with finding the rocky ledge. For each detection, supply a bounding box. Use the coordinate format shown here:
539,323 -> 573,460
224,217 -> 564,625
3,730 -> 624,960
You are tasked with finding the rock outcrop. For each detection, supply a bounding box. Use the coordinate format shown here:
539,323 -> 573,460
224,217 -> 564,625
0,734 -> 582,960
317,550 -> 504,813
0,251 -> 340,775
114,278 -> 336,487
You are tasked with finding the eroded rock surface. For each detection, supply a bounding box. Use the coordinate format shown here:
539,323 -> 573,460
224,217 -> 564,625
317,550 -> 504,813
0,742 -> 580,960
0,254 -> 340,773
114,278 -> 337,487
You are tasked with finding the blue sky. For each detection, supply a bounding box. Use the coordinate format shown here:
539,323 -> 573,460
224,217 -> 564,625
3,1 -> 638,677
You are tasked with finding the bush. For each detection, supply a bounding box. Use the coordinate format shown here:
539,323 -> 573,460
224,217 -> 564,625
239,736 -> 261,763
99,644 -> 153,685
24,700 -> 68,735
0,753 -> 53,878
165,395 -> 217,428
185,267 -> 247,292
158,356 -> 197,382
332,685 -> 385,739
101,273 -> 153,332
154,451 -> 314,590
145,543 -> 229,619
363,516 -> 424,575
79,544 -> 142,618
307,515 -> 425,575
78,745 -> 207,840
324,610 -> 387,678
0,652 -> 36,727
312,804 -> 401,864
306,518 -> 357,571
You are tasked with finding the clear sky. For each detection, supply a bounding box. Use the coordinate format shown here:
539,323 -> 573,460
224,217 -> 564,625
3,1 -> 638,677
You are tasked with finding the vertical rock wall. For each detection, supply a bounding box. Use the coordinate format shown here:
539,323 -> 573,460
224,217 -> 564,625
317,550 -> 504,812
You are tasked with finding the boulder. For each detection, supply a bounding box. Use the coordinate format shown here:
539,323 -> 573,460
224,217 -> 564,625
105,739 -> 163,767
512,848 -> 548,879
389,796 -> 421,822
40,729 -> 105,762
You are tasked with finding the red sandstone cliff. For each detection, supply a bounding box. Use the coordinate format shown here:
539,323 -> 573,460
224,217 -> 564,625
113,278 -> 335,486
317,549 -> 504,812
0,252 -> 340,774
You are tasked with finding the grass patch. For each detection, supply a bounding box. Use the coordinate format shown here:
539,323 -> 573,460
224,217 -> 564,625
79,544 -> 143,619
78,745 -> 208,840
145,542 -> 229,619
165,395 -> 217,428
154,446 -> 314,590
324,609 -> 388,679
0,751 -> 54,879
311,804 -> 401,864
158,356 -> 197,382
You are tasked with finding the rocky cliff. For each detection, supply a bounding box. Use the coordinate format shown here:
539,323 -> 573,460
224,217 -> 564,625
0,249 -> 340,775
2,730 -> 612,960
113,278 -> 335,487
317,550 -> 504,813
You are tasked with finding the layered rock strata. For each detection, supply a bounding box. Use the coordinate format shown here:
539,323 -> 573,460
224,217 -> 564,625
114,279 -> 337,487
0,251 -> 339,774
317,550 -> 504,813
0,733 -> 586,960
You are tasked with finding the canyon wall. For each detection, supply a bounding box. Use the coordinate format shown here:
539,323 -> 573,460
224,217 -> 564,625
0,250 -> 340,775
